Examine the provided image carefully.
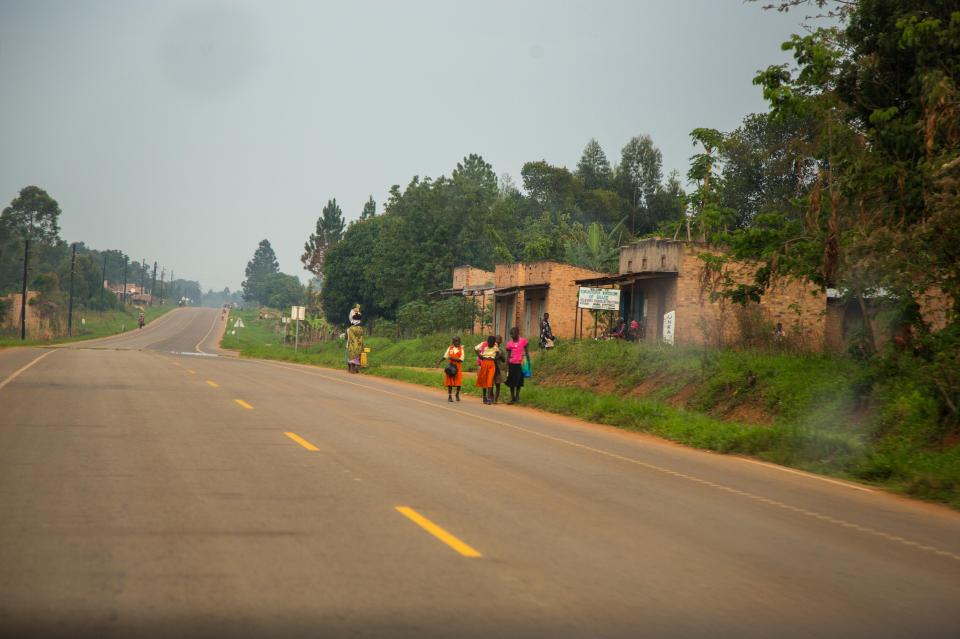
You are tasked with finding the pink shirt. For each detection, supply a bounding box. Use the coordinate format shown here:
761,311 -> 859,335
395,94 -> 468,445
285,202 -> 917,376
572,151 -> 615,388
505,338 -> 527,364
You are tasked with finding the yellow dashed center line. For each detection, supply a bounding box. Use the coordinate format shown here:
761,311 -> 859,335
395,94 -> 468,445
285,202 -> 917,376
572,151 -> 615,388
396,506 -> 482,558
285,432 -> 320,451
206,380 -> 219,388
234,399 -> 254,410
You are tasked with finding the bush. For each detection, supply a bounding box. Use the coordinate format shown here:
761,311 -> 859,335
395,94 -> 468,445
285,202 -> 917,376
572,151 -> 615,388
397,297 -> 482,338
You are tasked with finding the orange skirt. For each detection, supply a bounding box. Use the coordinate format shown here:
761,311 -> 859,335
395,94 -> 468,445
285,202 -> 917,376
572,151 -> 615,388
475,359 -> 496,388
444,360 -> 463,387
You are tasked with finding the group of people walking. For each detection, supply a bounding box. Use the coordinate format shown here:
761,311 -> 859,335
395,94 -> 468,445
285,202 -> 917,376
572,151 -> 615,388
440,326 -> 531,405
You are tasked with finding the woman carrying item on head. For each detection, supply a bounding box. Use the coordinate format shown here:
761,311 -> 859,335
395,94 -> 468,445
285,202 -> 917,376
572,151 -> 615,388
492,335 -> 506,404
439,336 -> 464,402
345,305 -> 364,374
505,326 -> 531,404
539,312 -> 555,349
474,335 -> 499,405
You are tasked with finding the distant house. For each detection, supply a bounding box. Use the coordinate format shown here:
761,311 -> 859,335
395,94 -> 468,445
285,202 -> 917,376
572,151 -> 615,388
105,281 -> 150,304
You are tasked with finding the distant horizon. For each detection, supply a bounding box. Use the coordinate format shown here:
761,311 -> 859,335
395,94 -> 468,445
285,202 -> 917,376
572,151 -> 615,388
1,1 -> 810,291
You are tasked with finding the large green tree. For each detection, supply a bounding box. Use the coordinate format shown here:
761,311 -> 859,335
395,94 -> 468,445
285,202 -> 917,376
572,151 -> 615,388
263,273 -> 305,309
615,135 -> 663,233
0,186 -> 62,243
360,196 -> 376,220
301,198 -> 346,278
576,138 -> 613,190
242,239 -> 280,305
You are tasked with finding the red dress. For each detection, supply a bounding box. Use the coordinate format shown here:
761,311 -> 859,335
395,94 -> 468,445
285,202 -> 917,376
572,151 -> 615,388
474,343 -> 499,389
443,346 -> 464,386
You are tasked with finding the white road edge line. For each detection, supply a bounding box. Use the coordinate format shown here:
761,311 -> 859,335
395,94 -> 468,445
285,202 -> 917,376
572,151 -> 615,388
195,310 -> 222,354
735,457 -> 874,493
249,357 -> 960,563
46,306 -> 184,349
0,350 -> 56,393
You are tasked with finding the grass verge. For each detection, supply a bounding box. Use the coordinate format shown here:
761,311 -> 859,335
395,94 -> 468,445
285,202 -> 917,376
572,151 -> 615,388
0,304 -> 177,348
221,309 -> 960,509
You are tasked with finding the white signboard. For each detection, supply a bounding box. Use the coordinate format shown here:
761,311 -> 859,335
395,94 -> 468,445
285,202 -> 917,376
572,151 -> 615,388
662,310 -> 675,345
291,305 -> 306,321
234,318 -> 245,328
577,287 -> 621,311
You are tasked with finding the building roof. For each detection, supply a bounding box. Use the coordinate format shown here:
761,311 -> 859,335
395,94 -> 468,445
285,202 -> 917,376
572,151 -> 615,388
433,284 -> 494,297
492,283 -> 550,296
574,271 -> 677,287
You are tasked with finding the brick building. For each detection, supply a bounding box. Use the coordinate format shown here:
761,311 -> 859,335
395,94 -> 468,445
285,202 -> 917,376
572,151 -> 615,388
492,261 -> 609,341
576,239 -> 827,349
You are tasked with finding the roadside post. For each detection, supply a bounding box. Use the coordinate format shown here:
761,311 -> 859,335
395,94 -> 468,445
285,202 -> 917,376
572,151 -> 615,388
291,305 -> 306,352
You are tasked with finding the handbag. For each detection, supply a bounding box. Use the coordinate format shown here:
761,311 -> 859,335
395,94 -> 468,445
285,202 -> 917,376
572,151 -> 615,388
444,363 -> 458,378
544,338 -> 555,349
521,358 -> 532,378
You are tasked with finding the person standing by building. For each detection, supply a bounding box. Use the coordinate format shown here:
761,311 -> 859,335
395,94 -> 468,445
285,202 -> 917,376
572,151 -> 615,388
474,335 -> 499,405
539,312 -> 555,349
505,326 -> 530,404
346,305 -> 364,374
439,336 -> 464,402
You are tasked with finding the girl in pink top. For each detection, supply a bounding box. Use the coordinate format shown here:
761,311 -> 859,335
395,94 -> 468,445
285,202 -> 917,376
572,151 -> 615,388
504,326 -> 530,404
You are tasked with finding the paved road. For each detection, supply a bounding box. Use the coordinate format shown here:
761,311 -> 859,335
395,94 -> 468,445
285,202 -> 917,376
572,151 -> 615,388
1,307 -> 959,639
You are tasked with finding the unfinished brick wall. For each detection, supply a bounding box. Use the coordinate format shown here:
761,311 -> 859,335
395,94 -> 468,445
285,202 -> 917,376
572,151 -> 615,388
673,246 -> 826,349
1,291 -> 58,339
452,266 -> 494,290
619,239 -> 683,274
494,263 -> 523,289
917,286 -> 953,332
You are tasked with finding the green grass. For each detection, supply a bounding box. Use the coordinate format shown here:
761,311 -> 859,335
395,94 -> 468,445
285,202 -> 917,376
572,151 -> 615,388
221,309 -> 960,509
0,304 -> 176,348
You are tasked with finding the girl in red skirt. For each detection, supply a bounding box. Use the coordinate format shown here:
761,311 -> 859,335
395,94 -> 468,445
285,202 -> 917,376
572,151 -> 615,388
474,335 -> 499,405
439,336 -> 464,402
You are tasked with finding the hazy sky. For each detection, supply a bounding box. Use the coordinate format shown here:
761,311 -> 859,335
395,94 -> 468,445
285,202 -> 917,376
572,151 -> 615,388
0,1 -> 809,291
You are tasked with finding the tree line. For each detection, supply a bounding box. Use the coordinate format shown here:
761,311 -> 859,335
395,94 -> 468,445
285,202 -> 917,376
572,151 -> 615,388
0,186 -> 208,333
262,0 -> 956,423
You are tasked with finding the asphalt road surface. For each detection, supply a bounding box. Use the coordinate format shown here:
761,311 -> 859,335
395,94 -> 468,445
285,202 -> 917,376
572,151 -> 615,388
1,307 -> 959,639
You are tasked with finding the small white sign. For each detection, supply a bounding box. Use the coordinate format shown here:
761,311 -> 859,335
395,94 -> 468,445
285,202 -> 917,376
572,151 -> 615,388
291,305 -> 306,321
662,310 -> 675,345
578,287 -> 621,311
234,318 -> 245,328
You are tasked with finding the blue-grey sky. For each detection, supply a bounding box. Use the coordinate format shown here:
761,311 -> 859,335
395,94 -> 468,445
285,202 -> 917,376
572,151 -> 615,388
0,1 -> 808,291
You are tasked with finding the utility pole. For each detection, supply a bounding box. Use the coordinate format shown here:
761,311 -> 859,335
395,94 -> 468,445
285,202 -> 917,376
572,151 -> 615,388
150,262 -> 157,306
67,243 -> 77,336
19,237 -> 29,340
121,256 -> 128,306
140,259 -> 146,298
159,268 -> 165,305
100,253 -> 108,308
